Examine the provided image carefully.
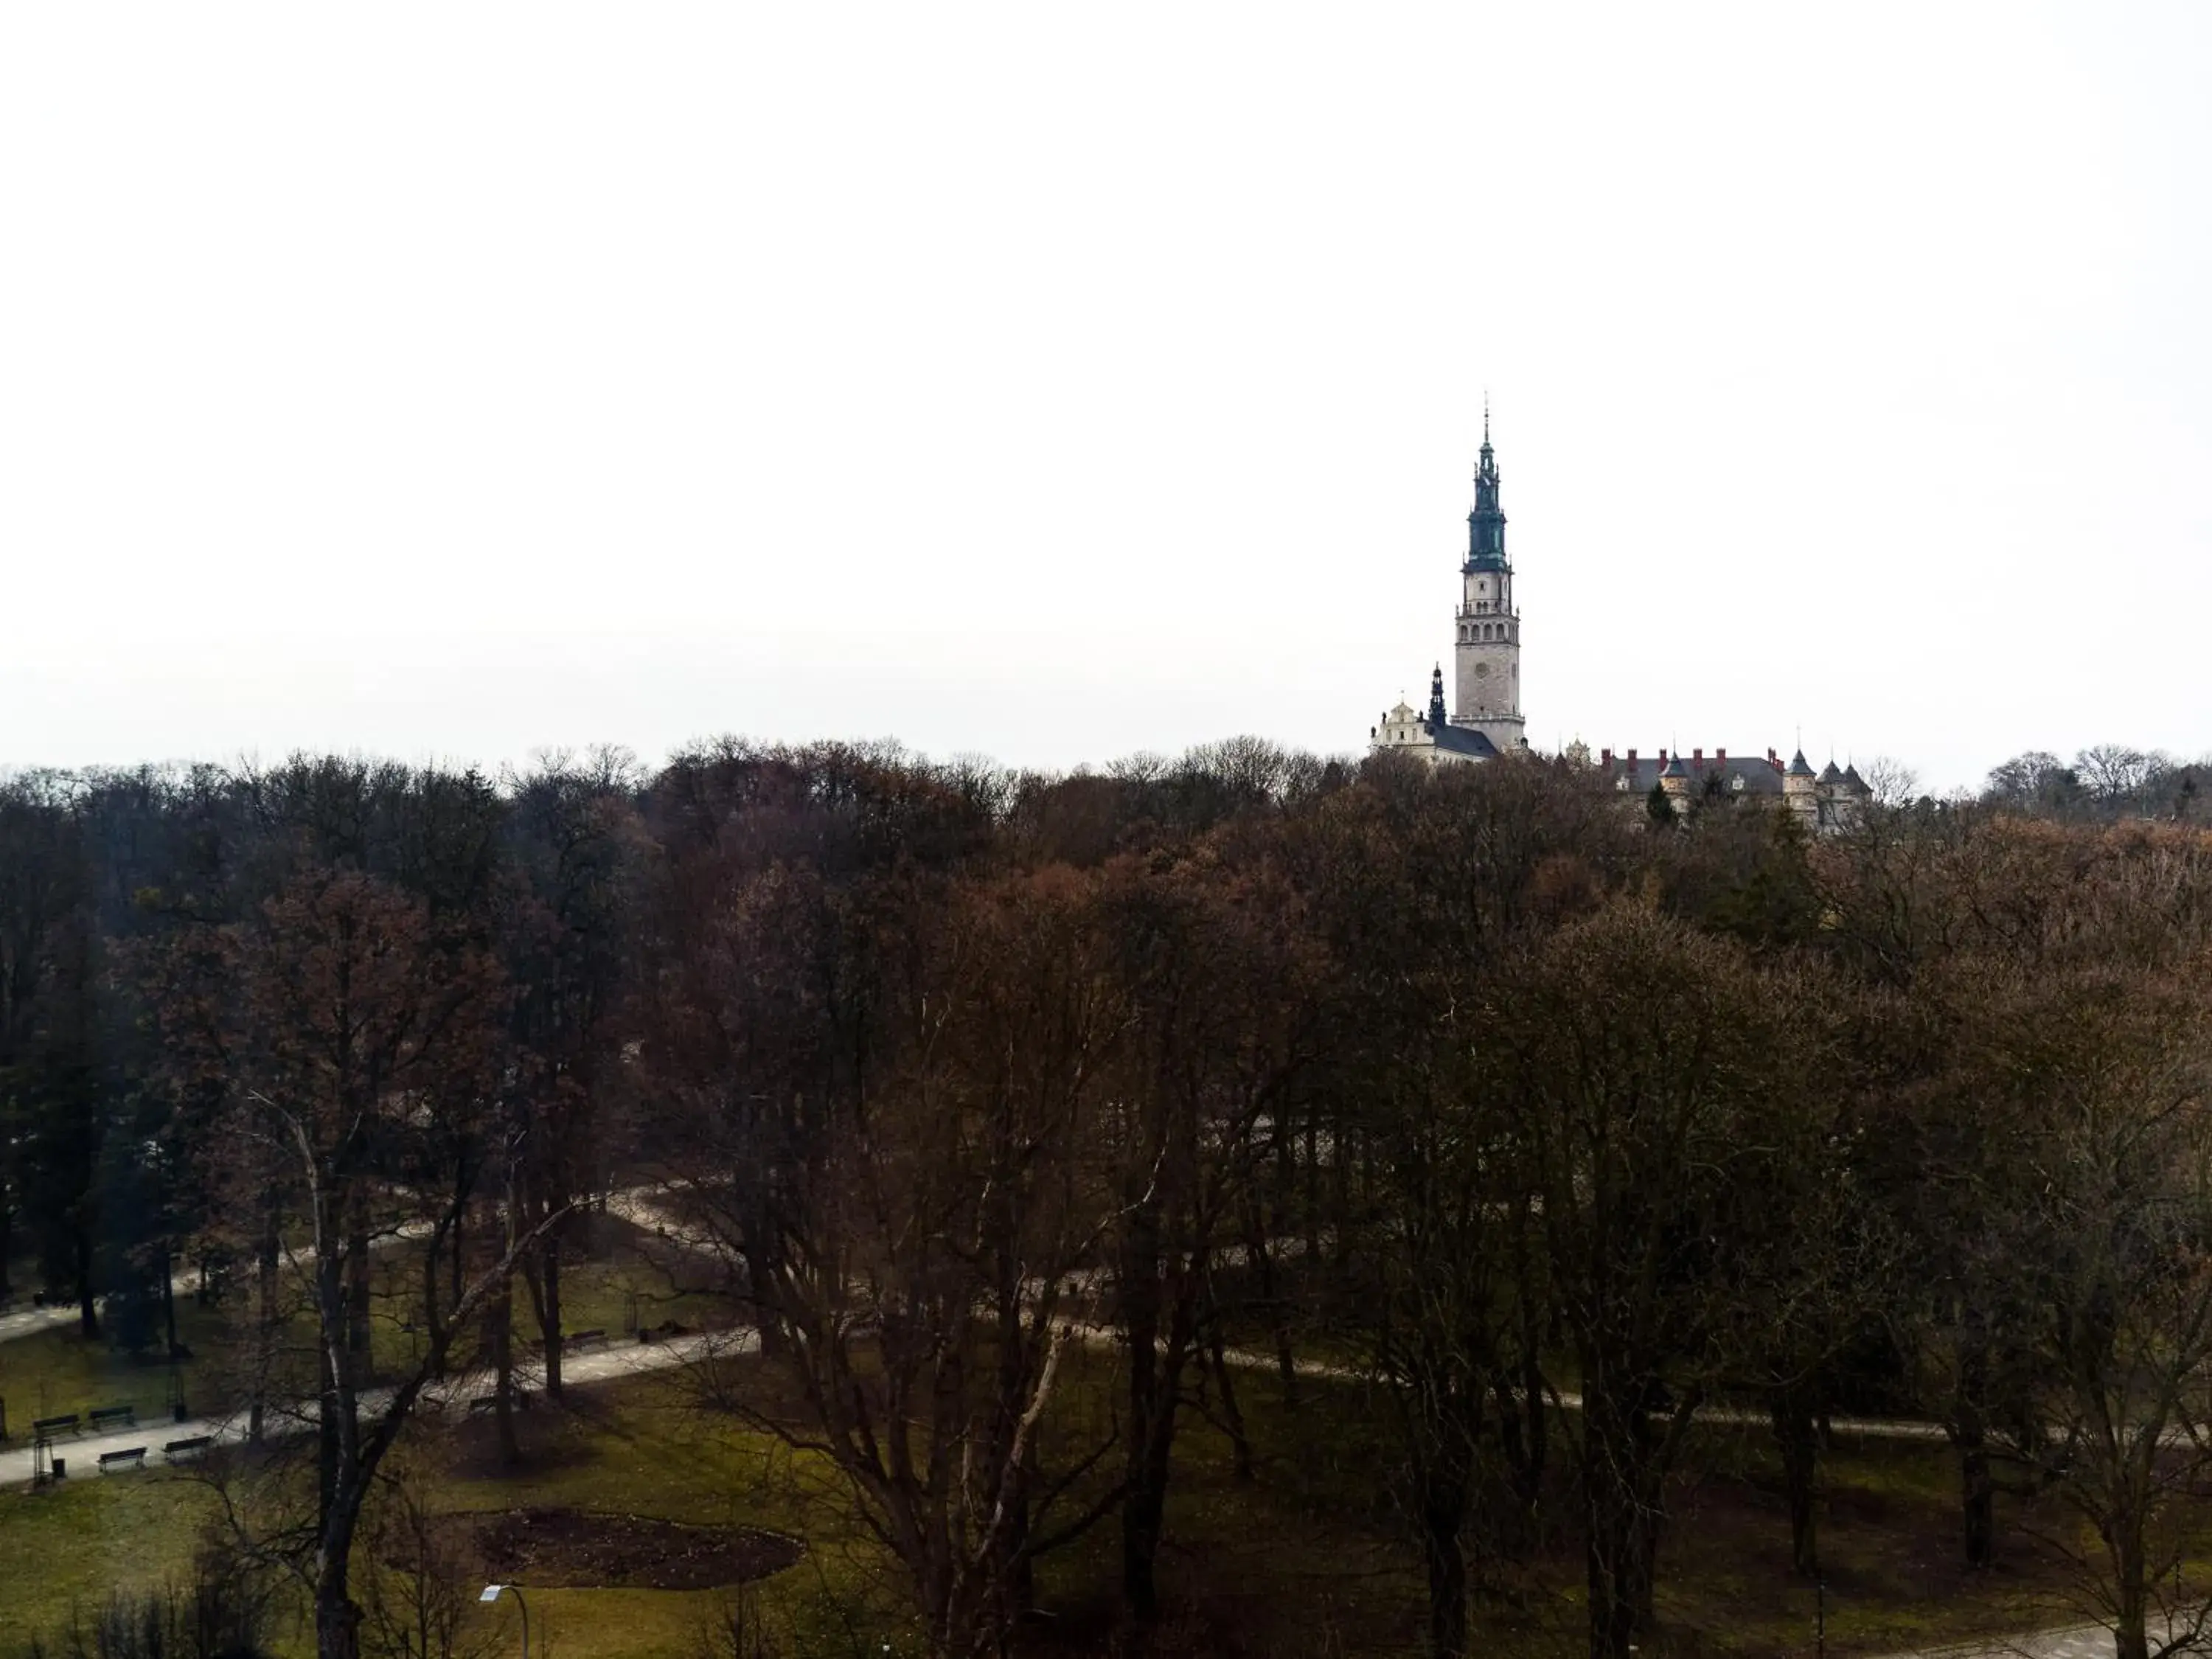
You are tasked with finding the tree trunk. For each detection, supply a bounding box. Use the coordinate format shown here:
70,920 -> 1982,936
539,1229 -> 564,1401
1207,1326 -> 1255,1482
488,1277 -> 520,1467
1957,1423 -> 1996,1570
1121,1271 -> 1167,1624
1121,1444 -> 1169,1627
160,1240 -> 179,1355
1500,1214 -> 1548,1551
450,1179 -> 466,1312
520,1204 -> 565,1403
1494,1306 -> 1548,1557
1956,1327 -> 1997,1570
2108,1498 -> 2150,1659
1582,1385 -> 1663,1659
1769,1385 -> 1820,1578
1585,1483 -> 1661,1659
1242,1200 -> 1298,1408
346,1194 -> 372,1385
1329,1114 -> 1353,1270
74,1225 -> 99,1338
1302,1121 -> 1321,1264
250,1203 -> 279,1444
1415,1431 -> 1473,1659
1119,1221 -> 1194,1626
314,1481 -> 367,1659
314,1579 -> 364,1659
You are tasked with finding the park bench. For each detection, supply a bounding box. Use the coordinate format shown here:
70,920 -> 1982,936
466,1388 -> 534,1414
97,1447 -> 147,1473
32,1413 -> 80,1440
88,1404 -> 136,1431
163,1436 -> 214,1464
568,1328 -> 607,1349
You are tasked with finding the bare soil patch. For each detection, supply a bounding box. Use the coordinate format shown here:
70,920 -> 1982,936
444,1508 -> 804,1590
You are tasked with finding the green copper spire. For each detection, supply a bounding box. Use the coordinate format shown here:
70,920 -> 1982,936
1464,409 -> 1508,574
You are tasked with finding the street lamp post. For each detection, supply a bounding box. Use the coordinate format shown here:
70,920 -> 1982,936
479,1584 -> 529,1659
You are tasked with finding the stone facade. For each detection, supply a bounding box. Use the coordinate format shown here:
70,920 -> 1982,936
1595,745 -> 1871,832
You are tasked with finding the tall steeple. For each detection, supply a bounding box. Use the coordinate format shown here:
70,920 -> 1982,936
1427,664 -> 1447,726
1465,400 -> 1507,573
1451,406 -> 1525,750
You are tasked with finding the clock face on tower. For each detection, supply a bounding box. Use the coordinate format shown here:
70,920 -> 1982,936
1473,662 -> 1491,679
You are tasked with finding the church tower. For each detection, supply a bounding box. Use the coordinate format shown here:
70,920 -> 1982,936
1452,411 -> 1526,751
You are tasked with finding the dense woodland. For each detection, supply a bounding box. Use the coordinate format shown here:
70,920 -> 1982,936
6,737 -> 2212,1659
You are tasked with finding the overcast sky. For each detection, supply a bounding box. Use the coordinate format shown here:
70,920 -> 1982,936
4,4 -> 2206,793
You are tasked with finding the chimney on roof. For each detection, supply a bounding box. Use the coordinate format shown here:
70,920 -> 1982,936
1627,748 -> 1638,768
1693,747 -> 1703,766
1658,748 -> 1668,768
1769,748 -> 1783,771
1717,748 -> 1725,766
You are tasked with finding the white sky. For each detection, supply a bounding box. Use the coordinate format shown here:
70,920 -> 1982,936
4,4 -> 2207,793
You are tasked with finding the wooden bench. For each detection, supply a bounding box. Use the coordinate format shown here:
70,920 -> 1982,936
97,1447 -> 148,1473
466,1388 -> 534,1414
88,1404 -> 136,1431
568,1328 -> 607,1349
32,1413 -> 80,1440
163,1436 -> 214,1464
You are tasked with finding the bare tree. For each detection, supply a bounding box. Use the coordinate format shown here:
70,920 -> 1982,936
361,1453 -> 501,1659
1495,902 -> 1819,1659
651,863 -> 1130,1658
198,869 -> 535,1659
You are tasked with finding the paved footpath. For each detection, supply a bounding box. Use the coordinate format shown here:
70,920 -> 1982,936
5,1196 -> 2185,1659
0,1327 -> 753,1491
0,1301 -> 86,1345
1874,1621 -> 2199,1658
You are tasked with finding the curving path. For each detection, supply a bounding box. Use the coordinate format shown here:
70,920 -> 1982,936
0,1327 -> 751,1491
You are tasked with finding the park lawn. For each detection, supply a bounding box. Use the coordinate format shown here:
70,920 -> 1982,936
415,1366 -> 916,1659
1023,1352 -> 2205,1658
0,1468 -> 223,1644
0,1300 -> 238,1433
13,1323 -> 2212,1659
0,1366 -> 909,1659
0,1212 -> 729,1434
346,1208 -> 727,1382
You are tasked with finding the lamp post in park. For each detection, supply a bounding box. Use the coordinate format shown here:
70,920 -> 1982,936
480,1584 -> 530,1658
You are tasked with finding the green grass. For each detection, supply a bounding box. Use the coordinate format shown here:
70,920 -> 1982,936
0,1301 -> 234,1430
0,1364 -> 910,1659
0,1470 -> 223,1644
414,1368 -> 913,1659
10,1317 -> 2211,1659
0,1216 -> 718,1437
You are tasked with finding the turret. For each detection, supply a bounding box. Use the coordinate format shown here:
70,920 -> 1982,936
1826,762 -> 1872,832
1784,749 -> 1820,830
